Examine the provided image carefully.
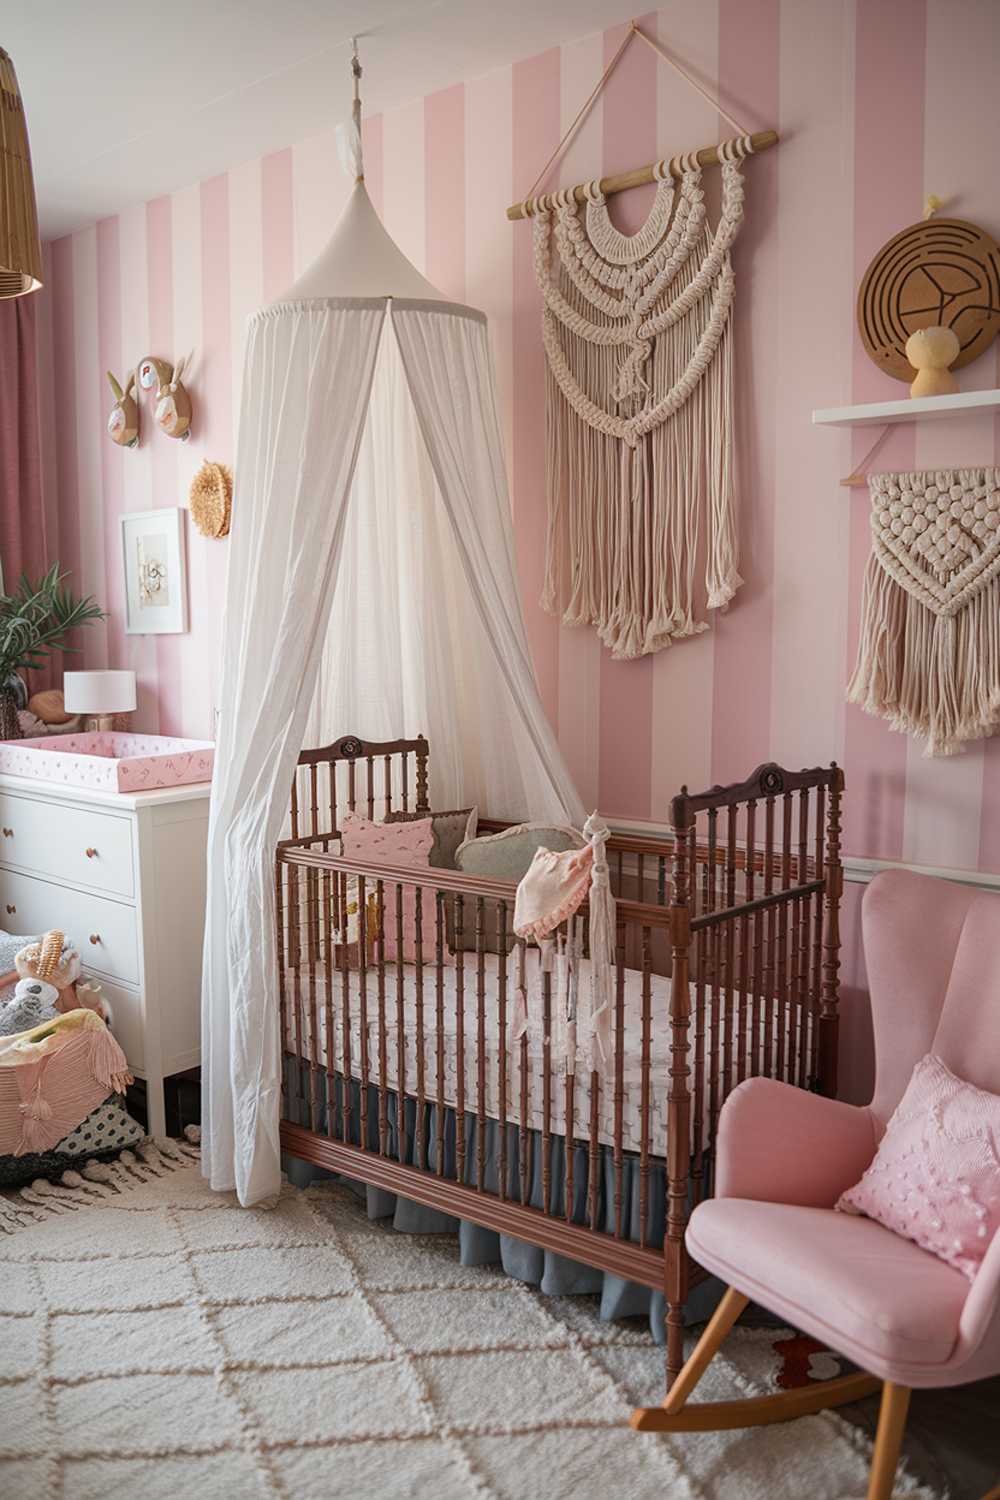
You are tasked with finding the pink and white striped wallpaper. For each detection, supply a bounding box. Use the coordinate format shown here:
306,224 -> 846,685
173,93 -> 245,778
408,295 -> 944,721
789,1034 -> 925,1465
32,0 -> 1000,1077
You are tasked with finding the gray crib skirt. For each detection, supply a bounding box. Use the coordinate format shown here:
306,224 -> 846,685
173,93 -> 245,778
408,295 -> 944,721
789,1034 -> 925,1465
283,1066 -> 723,1343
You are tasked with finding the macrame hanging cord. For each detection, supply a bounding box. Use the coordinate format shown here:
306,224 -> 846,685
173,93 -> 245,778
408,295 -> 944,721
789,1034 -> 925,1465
518,23 -> 765,660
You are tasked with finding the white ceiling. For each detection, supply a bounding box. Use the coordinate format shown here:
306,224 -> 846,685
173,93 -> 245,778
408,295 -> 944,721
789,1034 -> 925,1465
2,0 -> 641,240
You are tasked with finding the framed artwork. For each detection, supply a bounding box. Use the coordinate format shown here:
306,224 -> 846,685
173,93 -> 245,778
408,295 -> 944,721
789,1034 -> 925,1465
121,507 -> 188,635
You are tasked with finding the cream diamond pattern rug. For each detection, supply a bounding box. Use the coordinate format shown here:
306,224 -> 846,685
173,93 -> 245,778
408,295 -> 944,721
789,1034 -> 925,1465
0,1140 -> 941,1500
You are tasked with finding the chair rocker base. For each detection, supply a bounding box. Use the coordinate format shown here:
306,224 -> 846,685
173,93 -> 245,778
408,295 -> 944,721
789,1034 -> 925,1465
630,1370 -> 881,1432
632,1286 -> 912,1500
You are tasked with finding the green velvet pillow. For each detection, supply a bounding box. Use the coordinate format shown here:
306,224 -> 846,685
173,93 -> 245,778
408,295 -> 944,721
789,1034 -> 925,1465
450,822 -> 585,953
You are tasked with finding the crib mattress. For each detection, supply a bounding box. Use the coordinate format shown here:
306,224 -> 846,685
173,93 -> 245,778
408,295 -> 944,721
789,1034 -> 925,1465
282,950 -> 730,1158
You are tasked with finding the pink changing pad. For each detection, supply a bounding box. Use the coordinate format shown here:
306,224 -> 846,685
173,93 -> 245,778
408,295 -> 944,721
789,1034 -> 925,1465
0,732 -> 214,793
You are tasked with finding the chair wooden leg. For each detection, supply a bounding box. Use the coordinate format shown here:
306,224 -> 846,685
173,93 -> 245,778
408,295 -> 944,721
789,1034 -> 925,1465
866,1382 -> 911,1500
663,1286 -> 749,1414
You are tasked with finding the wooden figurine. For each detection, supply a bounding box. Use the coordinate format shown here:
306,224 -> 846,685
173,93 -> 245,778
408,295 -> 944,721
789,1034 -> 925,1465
153,352 -> 193,440
905,325 -> 960,398
106,370 -> 139,448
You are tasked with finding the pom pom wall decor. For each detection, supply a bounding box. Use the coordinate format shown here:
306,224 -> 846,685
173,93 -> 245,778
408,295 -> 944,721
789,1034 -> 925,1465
189,460 -> 232,538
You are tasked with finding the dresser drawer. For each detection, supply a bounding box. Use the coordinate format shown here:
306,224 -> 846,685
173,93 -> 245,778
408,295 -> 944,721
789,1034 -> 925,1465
0,870 -> 140,986
0,792 -> 134,899
79,974 -> 144,1073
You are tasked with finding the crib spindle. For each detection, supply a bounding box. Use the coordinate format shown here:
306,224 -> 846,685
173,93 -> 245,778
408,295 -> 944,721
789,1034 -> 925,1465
455,895 -> 466,1186
395,886 -> 406,1163
691,922 -> 707,1205
498,902 -> 509,1201
321,867 -> 334,1139
639,923 -> 652,1247
415,886 -> 426,1168
518,940 -> 530,1207
306,866 -> 319,1133
476,898 -> 487,1193
357,875 -> 370,1149
794,791 -> 809,1087
723,804 -> 737,1101
376,879 -> 388,1155
762,796 -> 776,1077
541,959 -> 553,1217
435,893 -> 446,1175
340,890 -> 352,1144
706,808 -> 721,1146
276,861 -> 288,1113
811,783 -> 826,1086
613,911 -> 626,1240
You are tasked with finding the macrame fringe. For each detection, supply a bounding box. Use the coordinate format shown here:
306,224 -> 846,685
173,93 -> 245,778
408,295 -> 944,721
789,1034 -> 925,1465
849,469 -> 1000,756
0,1126 -> 201,1236
536,161 -> 745,660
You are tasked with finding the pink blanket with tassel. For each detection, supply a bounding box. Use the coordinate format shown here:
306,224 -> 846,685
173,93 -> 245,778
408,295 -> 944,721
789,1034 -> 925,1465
0,1009 -> 133,1156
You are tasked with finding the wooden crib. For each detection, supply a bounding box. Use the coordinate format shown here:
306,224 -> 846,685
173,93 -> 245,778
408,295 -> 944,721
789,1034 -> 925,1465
276,735 -> 844,1387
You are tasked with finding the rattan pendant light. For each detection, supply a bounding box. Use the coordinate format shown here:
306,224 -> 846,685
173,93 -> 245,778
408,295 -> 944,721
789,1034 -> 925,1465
0,47 -> 43,298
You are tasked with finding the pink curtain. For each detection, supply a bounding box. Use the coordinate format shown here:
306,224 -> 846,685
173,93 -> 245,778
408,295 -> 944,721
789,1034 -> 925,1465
0,295 -> 52,690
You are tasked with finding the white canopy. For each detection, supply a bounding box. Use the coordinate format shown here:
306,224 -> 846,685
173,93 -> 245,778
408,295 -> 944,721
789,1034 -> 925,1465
202,172 -> 584,1206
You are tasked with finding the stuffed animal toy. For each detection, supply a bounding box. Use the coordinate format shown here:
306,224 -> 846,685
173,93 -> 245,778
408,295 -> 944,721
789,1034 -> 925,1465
0,979 -> 58,1036
0,930 -> 85,1034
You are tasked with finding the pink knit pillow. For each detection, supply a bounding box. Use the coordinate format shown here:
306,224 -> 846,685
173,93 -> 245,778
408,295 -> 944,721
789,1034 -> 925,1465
341,813 -> 435,964
837,1054 -> 1000,1280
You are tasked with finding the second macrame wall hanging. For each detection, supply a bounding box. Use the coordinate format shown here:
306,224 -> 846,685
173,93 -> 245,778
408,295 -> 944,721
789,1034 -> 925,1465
509,22 -> 777,660
849,467 -> 1000,756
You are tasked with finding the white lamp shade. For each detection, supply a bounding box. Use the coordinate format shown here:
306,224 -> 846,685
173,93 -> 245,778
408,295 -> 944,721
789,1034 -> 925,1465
63,670 -> 137,715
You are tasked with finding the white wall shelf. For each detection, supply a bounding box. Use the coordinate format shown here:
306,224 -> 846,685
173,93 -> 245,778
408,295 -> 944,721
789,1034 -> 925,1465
813,388 -> 1000,429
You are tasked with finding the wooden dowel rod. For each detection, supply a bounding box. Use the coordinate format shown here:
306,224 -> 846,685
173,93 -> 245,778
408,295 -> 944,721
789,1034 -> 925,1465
507,129 -> 778,220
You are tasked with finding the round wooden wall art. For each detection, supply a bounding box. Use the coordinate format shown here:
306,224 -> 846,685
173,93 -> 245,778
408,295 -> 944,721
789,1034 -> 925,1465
857,216 -> 1000,381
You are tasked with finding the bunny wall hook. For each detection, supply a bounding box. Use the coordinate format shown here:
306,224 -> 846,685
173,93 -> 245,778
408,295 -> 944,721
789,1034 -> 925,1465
106,369 -> 139,448
154,351 -> 193,440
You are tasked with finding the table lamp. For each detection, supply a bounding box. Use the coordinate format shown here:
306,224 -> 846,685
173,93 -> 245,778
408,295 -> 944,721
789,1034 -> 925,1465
63,670 -> 137,732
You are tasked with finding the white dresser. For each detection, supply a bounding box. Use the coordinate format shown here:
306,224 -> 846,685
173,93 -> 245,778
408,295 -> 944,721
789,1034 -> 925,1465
0,773 -> 210,1137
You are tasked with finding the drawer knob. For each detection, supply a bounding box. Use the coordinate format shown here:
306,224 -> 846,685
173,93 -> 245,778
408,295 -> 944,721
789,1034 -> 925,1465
85,848 -> 98,859
89,933 -> 101,945
2,827 -> 12,837
5,904 -> 15,916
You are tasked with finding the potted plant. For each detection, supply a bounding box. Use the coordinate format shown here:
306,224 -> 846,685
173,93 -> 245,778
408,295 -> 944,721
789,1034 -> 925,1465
0,566 -> 105,740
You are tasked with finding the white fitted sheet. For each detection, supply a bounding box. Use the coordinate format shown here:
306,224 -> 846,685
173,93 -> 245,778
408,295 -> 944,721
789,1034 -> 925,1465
282,950 -> 731,1157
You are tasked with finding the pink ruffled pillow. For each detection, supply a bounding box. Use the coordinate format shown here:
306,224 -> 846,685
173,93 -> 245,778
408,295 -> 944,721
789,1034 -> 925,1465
341,813 -> 436,964
836,1054 -> 1000,1280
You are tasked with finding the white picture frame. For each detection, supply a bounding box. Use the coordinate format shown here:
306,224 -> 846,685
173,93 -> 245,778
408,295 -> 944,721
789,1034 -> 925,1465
121,507 -> 189,635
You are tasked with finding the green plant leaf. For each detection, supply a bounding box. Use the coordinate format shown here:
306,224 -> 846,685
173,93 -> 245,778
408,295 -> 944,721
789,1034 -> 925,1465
0,565 -> 105,682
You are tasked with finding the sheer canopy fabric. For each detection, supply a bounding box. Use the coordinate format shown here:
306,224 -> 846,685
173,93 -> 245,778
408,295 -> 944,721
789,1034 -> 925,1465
204,296 -> 583,1205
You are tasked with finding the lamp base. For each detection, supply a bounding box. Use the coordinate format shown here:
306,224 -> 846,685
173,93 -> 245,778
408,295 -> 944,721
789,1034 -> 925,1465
83,713 -> 128,733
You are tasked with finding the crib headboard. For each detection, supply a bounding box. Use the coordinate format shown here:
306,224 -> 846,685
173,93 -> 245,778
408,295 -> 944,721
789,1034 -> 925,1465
288,734 -> 430,845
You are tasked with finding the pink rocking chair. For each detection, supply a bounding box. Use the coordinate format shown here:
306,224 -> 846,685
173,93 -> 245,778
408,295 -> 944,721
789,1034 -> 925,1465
631,868 -> 1000,1500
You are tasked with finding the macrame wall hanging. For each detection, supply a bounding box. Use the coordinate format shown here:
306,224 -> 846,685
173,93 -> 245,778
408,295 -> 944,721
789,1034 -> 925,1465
508,22 -> 778,660
848,467 -> 1000,756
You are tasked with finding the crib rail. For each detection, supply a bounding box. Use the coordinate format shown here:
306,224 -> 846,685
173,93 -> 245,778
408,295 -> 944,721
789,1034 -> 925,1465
275,746 -> 844,1387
